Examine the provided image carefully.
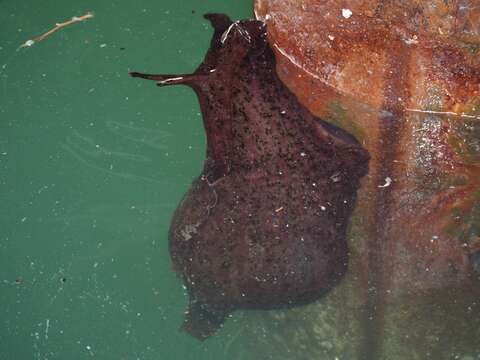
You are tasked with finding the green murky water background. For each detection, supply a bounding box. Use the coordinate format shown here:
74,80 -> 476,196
0,1 -> 252,359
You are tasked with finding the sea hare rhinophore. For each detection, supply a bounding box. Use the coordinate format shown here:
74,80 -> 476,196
130,14 -> 369,340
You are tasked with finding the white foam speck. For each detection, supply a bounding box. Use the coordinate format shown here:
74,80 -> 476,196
342,9 -> 353,19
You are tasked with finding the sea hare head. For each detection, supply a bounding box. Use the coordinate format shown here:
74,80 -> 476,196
131,14 -> 369,340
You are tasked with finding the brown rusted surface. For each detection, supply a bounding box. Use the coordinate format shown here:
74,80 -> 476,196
254,1 -> 480,359
255,0 -> 480,291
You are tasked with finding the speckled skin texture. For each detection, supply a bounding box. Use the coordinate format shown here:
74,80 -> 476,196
130,14 -> 369,340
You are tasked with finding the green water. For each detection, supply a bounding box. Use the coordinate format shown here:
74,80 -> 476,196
0,1 -> 252,359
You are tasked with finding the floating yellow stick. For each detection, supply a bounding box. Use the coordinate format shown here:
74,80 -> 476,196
20,12 -> 94,48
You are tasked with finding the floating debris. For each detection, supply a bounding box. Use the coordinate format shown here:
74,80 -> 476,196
19,12 -> 94,49
378,177 -> 392,188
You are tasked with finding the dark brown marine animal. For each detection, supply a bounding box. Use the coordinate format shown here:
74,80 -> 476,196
130,14 -> 369,340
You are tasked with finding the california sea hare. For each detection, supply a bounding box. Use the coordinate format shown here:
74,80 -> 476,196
130,14 -> 369,339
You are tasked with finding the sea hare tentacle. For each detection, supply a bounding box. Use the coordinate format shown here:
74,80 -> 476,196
130,13 -> 369,340
129,72 -> 202,86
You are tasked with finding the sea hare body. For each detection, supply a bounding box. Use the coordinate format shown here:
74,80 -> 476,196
130,14 -> 369,340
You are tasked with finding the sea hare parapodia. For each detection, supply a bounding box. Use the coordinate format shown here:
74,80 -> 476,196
130,14 -> 369,340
